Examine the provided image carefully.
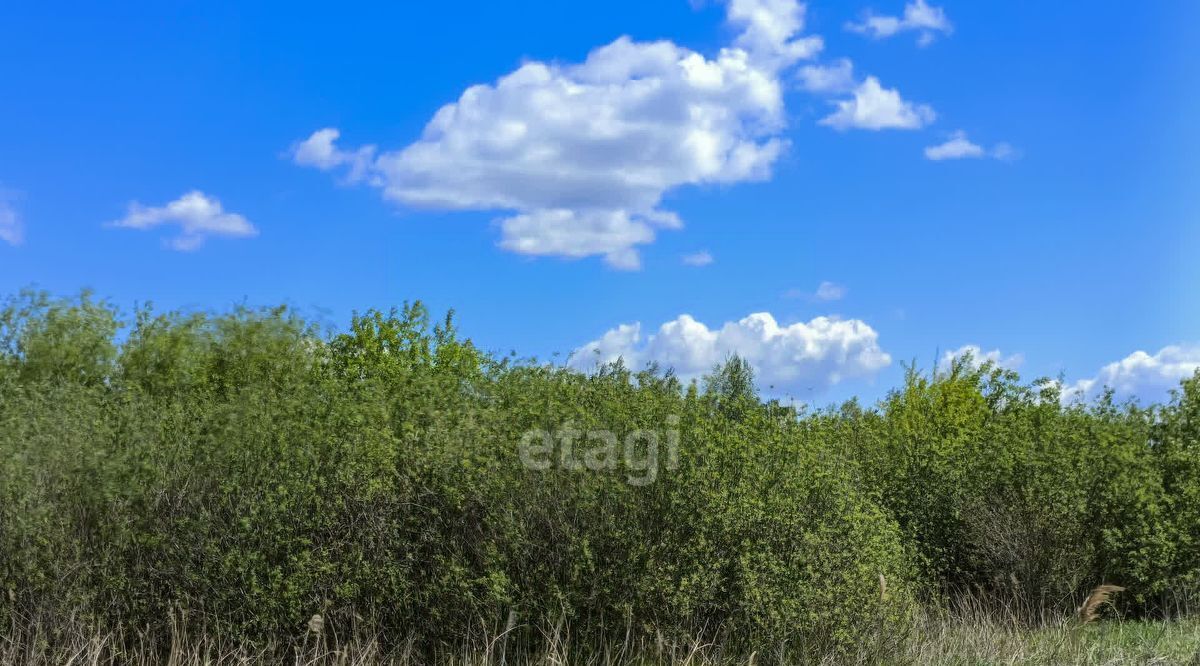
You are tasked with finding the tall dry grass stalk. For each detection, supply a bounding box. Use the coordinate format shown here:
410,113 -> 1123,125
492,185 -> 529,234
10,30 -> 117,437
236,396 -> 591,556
1077,585 -> 1125,624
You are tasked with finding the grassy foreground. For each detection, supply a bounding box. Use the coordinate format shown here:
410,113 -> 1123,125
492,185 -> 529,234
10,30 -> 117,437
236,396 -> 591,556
3,616 -> 1198,665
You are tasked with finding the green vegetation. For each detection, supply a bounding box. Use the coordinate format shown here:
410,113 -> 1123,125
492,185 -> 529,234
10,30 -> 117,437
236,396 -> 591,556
1,290 -> 1198,664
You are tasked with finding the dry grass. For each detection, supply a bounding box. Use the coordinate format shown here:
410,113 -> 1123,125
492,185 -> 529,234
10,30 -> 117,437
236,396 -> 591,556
3,611 -> 1199,666
1077,585 -> 1126,624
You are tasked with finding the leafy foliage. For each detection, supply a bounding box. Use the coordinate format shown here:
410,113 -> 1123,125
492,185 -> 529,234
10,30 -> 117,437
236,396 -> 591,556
0,292 -> 1196,660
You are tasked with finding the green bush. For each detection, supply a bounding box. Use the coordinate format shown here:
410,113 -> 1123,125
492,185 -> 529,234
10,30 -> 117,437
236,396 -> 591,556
836,357 -> 1185,618
1154,371 -> 1200,609
0,291 -> 1197,660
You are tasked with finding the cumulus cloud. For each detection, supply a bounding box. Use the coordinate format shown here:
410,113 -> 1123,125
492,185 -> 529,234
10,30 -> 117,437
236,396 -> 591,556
682,250 -> 715,267
819,76 -> 935,130
292,0 -> 822,269
569,311 -> 891,394
0,190 -> 21,246
727,0 -> 825,64
797,58 -> 856,94
924,131 -> 1016,161
846,0 -> 953,46
938,345 -> 1024,373
1063,345 -> 1200,404
799,60 -> 932,133
110,191 -> 258,251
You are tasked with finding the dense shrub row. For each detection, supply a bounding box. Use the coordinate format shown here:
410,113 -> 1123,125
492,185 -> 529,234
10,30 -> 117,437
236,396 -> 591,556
0,291 -> 1197,658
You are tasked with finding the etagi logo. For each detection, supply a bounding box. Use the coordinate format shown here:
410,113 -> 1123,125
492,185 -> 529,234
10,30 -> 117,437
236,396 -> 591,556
518,416 -> 680,486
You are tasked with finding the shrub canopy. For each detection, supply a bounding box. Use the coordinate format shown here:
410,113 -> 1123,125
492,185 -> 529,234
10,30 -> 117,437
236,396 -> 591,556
0,291 -> 1197,657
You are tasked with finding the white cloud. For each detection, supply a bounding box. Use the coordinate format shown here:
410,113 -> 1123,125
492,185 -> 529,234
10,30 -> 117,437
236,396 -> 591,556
292,0 -> 822,269
799,61 -> 932,134
819,76 -> 935,130
728,0 -> 825,65
814,280 -> 847,301
0,190 -> 22,246
991,142 -> 1020,161
1063,345 -> 1200,404
924,131 -> 1016,161
782,280 -> 847,301
924,131 -> 983,160
569,311 -> 891,394
110,191 -> 258,251
290,128 -> 377,182
846,0 -> 953,46
938,345 -> 1024,373
797,58 -> 856,94
682,250 -> 715,266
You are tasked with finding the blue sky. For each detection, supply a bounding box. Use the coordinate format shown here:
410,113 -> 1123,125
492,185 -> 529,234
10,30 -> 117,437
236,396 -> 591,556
1,0 -> 1197,405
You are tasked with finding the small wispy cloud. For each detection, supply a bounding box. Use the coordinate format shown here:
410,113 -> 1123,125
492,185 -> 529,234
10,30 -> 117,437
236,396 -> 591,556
938,345 -> 1024,372
814,281 -> 847,301
924,131 -> 1018,161
784,281 -> 848,302
682,250 -> 714,267
0,188 -> 22,246
797,58 -> 856,94
846,0 -> 953,47
290,128 -> 377,183
110,190 -> 258,251
820,76 -> 935,130
990,142 -> 1020,161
